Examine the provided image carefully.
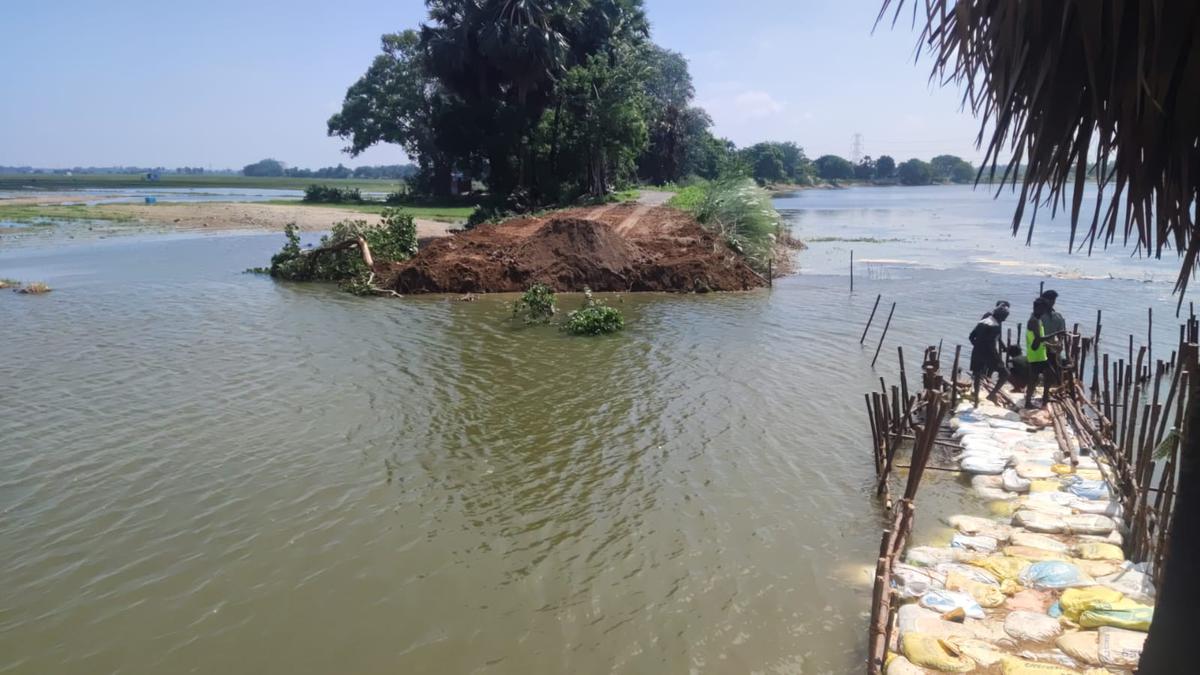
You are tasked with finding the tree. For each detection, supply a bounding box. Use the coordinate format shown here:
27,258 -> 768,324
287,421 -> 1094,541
930,154 -> 974,183
777,142 -> 813,184
243,159 -> 284,177
637,46 -> 694,184
328,31 -> 459,196
855,156 -> 876,180
875,155 -> 896,179
740,143 -> 786,183
814,154 -> 855,181
896,158 -> 933,185
896,1 -> 1200,670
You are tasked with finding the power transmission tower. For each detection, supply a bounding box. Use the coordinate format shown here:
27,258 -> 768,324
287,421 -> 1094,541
851,133 -> 864,163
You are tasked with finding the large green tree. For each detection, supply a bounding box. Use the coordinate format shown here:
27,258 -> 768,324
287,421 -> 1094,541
636,46 -> 693,184
930,154 -> 974,184
875,155 -> 896,179
897,158 -> 933,185
327,31 -> 462,196
815,154 -> 855,181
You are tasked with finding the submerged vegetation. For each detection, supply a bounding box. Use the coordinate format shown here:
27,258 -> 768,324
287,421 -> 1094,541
261,208 -> 416,295
513,283 -> 557,324
0,278 -> 22,289
15,281 -> 51,294
562,288 -> 624,335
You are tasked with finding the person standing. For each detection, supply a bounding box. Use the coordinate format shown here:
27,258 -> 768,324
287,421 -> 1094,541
1025,298 -> 1053,408
969,304 -> 1010,405
1040,289 -> 1067,383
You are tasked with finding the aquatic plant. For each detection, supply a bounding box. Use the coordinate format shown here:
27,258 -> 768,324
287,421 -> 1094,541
513,283 -> 557,323
264,208 -> 416,295
562,288 -> 623,335
16,281 -> 51,294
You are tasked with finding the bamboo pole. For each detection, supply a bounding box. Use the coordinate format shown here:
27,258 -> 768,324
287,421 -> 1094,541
871,302 -> 896,368
860,294 -> 882,345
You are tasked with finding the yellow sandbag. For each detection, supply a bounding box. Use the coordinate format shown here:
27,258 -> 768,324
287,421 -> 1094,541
1000,656 -> 1081,674
1060,586 -> 1126,622
900,632 -> 975,672
945,571 -> 1005,608
1071,558 -> 1124,578
1029,479 -> 1063,493
988,500 -> 1018,517
1079,601 -> 1153,631
885,654 -> 929,675
946,638 -> 1006,667
969,556 -> 1031,583
1055,630 -> 1102,666
1003,545 -> 1069,561
1075,542 -> 1124,561
1051,464 -> 1075,475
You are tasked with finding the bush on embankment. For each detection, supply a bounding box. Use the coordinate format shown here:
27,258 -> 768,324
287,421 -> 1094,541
667,177 -> 787,274
303,184 -> 364,204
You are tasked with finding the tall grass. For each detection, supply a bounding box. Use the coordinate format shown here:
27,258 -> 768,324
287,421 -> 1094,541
670,177 -> 784,272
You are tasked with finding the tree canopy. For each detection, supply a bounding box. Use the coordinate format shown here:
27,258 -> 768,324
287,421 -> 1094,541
815,155 -> 855,181
243,159 -> 285,177
897,158 -> 933,186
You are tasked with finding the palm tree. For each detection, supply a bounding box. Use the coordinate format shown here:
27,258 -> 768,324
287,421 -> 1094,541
884,2 -> 1200,671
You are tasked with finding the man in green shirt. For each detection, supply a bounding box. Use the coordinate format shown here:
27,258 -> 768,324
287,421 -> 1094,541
1041,289 -> 1067,383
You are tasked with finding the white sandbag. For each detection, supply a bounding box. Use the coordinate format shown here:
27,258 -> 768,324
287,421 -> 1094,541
1072,499 -> 1122,518
1065,514 -> 1116,535
934,562 -> 999,586
906,546 -> 977,567
1055,631 -> 1102,666
976,485 -> 1018,501
1004,610 -> 1063,643
972,474 -> 1005,490
952,534 -> 1000,553
1013,510 -> 1068,533
884,655 -> 928,675
1097,566 -> 1156,603
948,515 -> 1014,541
1074,456 -> 1100,470
1015,462 -> 1057,479
1026,491 -> 1077,506
954,422 -> 994,438
989,419 -> 1032,431
1098,626 -> 1147,667
1010,531 -> 1071,553
1016,500 -> 1074,517
1076,530 -> 1124,546
961,455 -> 1008,475
920,589 -> 986,619
895,604 -> 976,640
1002,468 -> 1031,493
892,563 -> 946,599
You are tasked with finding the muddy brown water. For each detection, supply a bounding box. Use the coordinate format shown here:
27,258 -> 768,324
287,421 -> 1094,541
0,186 -> 1187,673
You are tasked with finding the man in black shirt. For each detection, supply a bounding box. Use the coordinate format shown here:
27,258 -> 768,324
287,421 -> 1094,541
969,304 -> 1010,405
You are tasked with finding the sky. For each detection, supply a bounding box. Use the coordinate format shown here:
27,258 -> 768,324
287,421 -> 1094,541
0,0 -> 986,170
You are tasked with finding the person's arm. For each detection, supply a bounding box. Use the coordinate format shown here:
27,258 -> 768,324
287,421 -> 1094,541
1028,317 -> 1043,349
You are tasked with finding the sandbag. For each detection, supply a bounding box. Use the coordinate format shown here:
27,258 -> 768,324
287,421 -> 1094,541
952,534 -> 1000,553
954,423 -> 994,438
1059,587 -> 1126,623
961,455 -> 1008,475
962,436 -> 1008,453
1005,588 -> 1056,613
1065,514 -> 1117,535
1079,602 -> 1153,631
1075,530 -> 1123,546
896,605 -> 976,640
977,486 -> 1018,501
900,632 -> 976,672
989,418 -> 1031,431
1075,543 -> 1124,561
945,571 -> 1005,608
906,546 -> 977,567
999,656 -> 1078,674
1029,479 -> 1064,493
1017,500 -> 1074,517
1055,631 -> 1102,666
893,564 -> 946,599
948,515 -> 1013,541
1003,545 -> 1068,562
1019,560 -> 1094,589
1016,463 -> 1057,480
1071,558 -> 1124,579
1003,468 -> 1031,493
946,638 -> 1007,667
884,654 -> 930,675
1013,510 -> 1068,534
1097,626 -> 1146,668
919,589 -> 986,619
1003,610 -> 1064,643
1097,566 -> 1155,603
1072,499 -> 1121,517
1026,491 -> 1076,506
1067,480 -> 1110,501
1010,532 -> 1070,553
972,474 -> 1004,490
969,555 -> 1031,583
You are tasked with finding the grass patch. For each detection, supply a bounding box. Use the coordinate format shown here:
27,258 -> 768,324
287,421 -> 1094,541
671,178 -> 784,273
0,203 -> 138,223
666,184 -> 707,211
0,278 -> 21,289
264,200 -> 475,222
0,173 -> 401,192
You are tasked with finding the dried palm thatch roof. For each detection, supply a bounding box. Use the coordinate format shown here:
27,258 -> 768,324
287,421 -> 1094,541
881,1 -> 1200,303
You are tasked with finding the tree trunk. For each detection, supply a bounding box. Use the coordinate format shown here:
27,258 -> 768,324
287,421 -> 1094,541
432,160 -> 452,198
1139,354 -> 1200,673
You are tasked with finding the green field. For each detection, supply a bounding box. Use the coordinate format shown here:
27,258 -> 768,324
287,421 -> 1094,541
0,173 -> 402,192
0,203 -> 137,223
265,200 -> 476,221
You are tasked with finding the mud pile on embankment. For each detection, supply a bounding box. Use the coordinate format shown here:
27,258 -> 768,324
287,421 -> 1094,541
381,208 -> 765,294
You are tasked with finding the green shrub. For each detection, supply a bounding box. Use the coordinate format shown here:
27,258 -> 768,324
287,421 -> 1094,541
562,288 -> 624,335
265,208 -> 416,294
513,283 -> 557,323
303,184 -> 364,203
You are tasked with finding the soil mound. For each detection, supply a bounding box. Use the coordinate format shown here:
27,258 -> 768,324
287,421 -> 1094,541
383,207 -> 764,294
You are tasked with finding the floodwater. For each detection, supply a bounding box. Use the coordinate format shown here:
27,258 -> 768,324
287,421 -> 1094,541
0,186 -> 1187,674
0,187 -> 305,205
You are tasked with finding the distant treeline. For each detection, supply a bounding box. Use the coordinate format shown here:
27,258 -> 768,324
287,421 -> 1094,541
0,165 -> 236,176
241,159 -> 417,180
735,143 -> 980,187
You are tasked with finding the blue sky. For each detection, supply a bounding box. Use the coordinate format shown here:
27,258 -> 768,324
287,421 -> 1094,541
0,0 -> 985,169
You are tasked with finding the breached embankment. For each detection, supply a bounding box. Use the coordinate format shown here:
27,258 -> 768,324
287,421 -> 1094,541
379,204 -> 766,294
